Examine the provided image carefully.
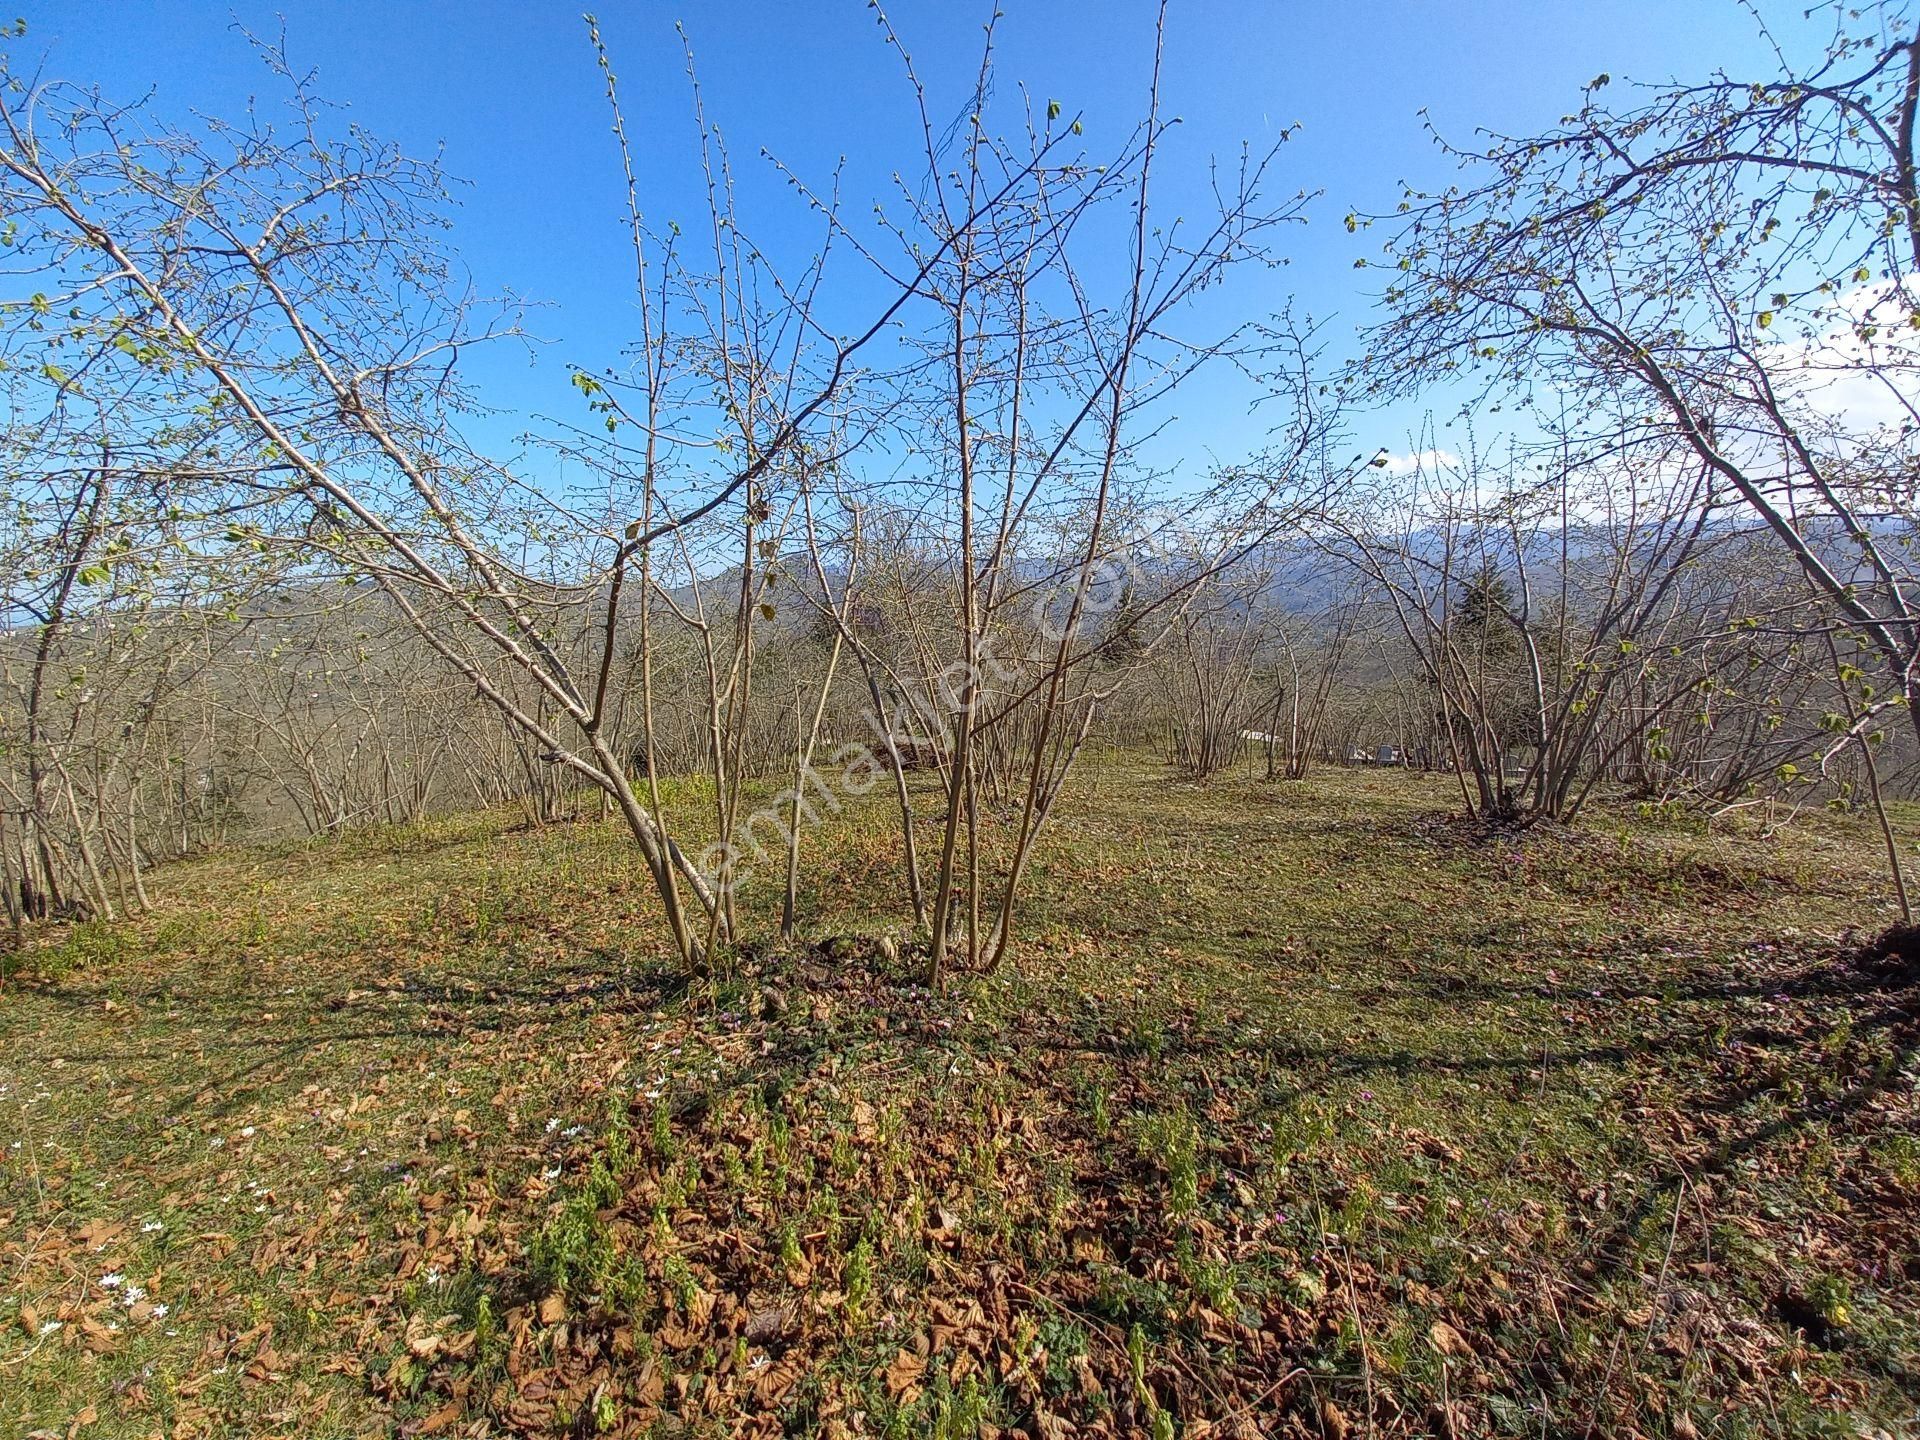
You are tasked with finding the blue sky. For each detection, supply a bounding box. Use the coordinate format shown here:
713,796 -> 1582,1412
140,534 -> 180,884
28,1 -> 1789,476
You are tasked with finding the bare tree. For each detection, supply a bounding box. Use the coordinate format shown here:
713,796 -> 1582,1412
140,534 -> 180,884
0,24 -> 1103,969
1359,0 -> 1920,766
1321,430 -> 1772,824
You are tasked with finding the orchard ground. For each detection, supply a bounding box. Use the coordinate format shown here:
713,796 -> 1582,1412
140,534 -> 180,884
3,756 -> 1916,1439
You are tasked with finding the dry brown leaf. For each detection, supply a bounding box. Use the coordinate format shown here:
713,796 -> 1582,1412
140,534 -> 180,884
752,1356 -> 802,1403
415,1399 -> 462,1434
245,1345 -> 287,1381
883,1346 -> 926,1400
685,1286 -> 715,1329
77,1220 -> 125,1251
742,1304 -> 792,1345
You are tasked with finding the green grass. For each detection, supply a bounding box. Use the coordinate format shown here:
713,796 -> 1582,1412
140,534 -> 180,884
1,757 -> 1915,1437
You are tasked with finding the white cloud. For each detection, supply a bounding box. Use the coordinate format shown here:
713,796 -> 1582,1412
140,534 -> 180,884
1762,278 -> 1920,441
1377,447 -> 1461,476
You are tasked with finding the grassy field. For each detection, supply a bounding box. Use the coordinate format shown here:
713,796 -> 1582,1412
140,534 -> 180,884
2,758 -> 1916,1439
